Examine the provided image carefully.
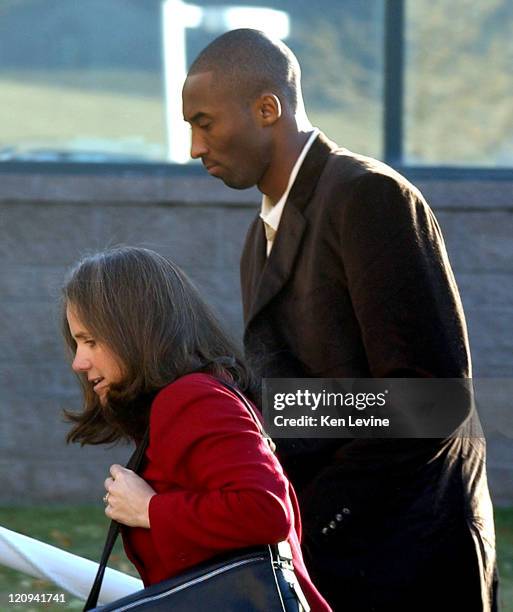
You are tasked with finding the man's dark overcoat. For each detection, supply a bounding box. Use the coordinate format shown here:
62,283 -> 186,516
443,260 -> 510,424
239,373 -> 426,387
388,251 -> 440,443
240,133 -> 497,611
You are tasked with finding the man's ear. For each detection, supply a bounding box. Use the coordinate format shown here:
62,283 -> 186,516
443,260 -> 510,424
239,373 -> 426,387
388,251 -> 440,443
254,93 -> 281,126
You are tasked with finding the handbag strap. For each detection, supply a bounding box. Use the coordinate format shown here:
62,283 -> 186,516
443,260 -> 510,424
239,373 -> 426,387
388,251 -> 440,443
84,378 -> 273,611
219,380 -> 276,453
83,429 -> 150,611
219,383 -> 311,610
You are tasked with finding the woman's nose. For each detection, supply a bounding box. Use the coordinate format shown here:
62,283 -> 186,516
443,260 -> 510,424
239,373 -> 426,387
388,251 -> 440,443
72,352 -> 91,372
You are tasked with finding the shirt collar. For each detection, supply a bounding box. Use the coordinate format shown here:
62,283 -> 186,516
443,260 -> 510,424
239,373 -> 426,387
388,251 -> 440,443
260,128 -> 320,231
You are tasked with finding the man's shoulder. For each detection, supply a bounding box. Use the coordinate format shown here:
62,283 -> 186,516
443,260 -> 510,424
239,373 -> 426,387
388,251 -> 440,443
309,146 -> 423,216
322,143 -> 416,193
306,135 -> 428,225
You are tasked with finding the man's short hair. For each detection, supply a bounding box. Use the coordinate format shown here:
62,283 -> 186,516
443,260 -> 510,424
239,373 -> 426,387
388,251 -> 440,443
188,28 -> 301,111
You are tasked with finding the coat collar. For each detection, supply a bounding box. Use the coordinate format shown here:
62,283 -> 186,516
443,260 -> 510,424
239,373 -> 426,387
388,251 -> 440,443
242,132 -> 335,327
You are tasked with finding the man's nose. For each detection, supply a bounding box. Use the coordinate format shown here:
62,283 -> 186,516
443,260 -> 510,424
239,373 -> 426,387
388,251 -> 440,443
72,352 -> 91,373
190,131 -> 208,160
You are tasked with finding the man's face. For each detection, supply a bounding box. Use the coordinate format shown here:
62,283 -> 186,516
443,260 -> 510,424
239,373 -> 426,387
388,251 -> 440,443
182,71 -> 271,189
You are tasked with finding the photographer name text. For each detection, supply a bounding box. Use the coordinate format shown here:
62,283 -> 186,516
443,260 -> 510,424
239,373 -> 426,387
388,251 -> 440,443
273,415 -> 390,428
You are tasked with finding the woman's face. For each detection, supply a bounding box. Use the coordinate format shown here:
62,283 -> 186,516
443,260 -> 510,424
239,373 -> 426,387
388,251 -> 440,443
66,306 -> 124,406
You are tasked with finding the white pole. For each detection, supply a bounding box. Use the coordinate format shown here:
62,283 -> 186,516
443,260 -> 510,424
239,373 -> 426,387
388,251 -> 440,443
161,0 -> 201,163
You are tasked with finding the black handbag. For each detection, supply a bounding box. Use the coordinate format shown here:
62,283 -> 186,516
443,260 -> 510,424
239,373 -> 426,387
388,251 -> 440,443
84,381 -> 310,611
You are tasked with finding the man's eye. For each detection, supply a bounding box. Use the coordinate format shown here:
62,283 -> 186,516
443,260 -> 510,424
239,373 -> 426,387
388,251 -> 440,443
85,340 -> 96,347
199,122 -> 211,130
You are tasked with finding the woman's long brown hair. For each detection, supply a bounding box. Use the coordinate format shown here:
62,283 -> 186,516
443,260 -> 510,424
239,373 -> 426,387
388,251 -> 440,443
62,246 -> 254,445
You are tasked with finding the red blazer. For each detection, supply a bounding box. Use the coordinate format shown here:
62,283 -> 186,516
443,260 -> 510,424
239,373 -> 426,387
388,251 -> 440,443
122,373 -> 330,611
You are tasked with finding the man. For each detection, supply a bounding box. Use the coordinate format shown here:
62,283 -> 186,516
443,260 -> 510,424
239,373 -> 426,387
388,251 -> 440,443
182,29 -> 498,611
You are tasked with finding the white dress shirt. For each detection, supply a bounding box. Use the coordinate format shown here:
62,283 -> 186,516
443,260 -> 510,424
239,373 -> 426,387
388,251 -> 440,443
260,128 -> 320,256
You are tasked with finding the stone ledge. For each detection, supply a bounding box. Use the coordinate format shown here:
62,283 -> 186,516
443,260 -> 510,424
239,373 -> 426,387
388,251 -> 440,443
0,171 -> 512,210
0,172 -> 260,206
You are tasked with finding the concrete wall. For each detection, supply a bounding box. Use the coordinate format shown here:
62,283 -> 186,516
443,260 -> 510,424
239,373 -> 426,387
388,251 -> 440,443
0,170 -> 512,505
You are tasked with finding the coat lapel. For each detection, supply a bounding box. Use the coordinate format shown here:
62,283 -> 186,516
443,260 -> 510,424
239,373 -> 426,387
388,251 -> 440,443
242,132 -> 335,327
240,215 -> 266,322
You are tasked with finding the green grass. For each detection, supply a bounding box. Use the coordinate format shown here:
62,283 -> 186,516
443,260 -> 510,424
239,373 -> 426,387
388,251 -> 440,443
0,506 -> 137,611
497,508 -> 513,611
0,506 -> 512,611
0,75 -> 167,159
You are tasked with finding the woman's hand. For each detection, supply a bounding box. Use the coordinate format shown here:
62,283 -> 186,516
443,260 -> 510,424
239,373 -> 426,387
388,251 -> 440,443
104,465 -> 156,528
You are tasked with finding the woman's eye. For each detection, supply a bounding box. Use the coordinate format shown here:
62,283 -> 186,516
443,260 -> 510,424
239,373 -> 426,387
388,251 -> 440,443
85,340 -> 96,347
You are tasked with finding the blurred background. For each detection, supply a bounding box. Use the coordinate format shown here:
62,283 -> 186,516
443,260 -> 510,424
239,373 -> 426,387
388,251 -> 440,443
0,0 -> 512,609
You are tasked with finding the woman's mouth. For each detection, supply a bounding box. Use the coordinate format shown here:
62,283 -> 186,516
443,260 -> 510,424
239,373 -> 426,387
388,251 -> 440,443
90,377 -> 106,393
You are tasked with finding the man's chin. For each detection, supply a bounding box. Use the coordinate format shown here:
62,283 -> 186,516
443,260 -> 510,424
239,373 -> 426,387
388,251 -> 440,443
222,176 -> 257,190
208,166 -> 258,190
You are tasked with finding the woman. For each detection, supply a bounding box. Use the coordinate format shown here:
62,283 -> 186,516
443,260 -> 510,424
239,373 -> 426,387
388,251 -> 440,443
62,246 -> 330,612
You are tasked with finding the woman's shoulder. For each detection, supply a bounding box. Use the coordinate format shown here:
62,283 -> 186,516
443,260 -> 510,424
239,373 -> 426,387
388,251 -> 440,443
151,373 -> 241,422
155,372 -> 228,401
